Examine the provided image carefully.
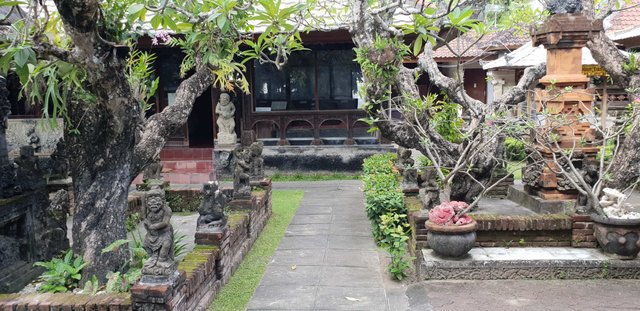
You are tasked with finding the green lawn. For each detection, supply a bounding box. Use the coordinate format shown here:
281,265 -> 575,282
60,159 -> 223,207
209,190 -> 304,311
271,171 -> 359,182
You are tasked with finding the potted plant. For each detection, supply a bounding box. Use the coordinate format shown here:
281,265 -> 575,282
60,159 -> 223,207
425,201 -> 477,257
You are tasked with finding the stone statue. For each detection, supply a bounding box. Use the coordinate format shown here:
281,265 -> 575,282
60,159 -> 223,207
401,167 -> 419,193
142,188 -> 176,276
143,157 -> 163,181
397,147 -> 414,173
216,93 -> 237,145
419,167 -> 441,209
197,181 -> 227,230
233,145 -> 251,199
249,141 -> 264,180
545,0 -> 582,14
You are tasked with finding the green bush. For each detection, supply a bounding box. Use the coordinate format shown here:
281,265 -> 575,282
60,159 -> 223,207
34,250 -> 87,293
361,153 -> 412,280
505,137 -> 527,161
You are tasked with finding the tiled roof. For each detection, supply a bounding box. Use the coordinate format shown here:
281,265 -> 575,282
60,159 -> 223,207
606,0 -> 640,35
433,30 -> 528,60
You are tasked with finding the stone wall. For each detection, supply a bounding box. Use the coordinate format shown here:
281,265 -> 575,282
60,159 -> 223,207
263,145 -> 395,172
6,119 -> 63,155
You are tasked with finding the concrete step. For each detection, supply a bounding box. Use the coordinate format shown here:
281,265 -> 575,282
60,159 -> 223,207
162,160 -> 214,171
420,247 -> 640,280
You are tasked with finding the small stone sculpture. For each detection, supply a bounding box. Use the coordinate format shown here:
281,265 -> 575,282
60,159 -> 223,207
397,147 -> 414,174
216,93 -> 237,145
197,181 -> 227,230
142,188 -> 176,277
233,145 -> 251,199
143,157 -> 163,181
249,141 -> 264,180
545,0 -> 582,14
401,167 -> 419,193
419,167 -> 441,209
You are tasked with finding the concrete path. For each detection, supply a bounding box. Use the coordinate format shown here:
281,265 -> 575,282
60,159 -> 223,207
247,180 -> 393,311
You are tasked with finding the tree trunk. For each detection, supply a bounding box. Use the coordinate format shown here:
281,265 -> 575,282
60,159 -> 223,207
72,169 -> 131,281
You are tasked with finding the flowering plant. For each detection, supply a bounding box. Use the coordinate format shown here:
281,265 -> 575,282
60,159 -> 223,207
428,201 -> 473,226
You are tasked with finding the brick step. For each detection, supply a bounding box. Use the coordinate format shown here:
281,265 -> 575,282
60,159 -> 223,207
420,247 -> 640,280
162,160 -> 214,171
160,148 -> 213,161
162,172 -> 213,185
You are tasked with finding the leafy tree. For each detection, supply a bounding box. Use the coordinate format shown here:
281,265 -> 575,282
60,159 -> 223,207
0,0 -> 310,281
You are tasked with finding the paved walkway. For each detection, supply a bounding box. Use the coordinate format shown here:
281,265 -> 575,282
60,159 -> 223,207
247,180 -> 393,311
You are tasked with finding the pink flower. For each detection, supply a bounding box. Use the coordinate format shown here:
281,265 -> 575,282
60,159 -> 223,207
448,201 -> 469,213
454,214 -> 473,225
152,30 -> 172,46
428,205 -> 455,225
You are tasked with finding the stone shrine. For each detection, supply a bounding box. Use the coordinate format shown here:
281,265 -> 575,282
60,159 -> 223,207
523,13 -> 602,200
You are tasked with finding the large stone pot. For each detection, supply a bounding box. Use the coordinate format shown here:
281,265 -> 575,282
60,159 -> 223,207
591,214 -> 640,260
426,220 -> 477,258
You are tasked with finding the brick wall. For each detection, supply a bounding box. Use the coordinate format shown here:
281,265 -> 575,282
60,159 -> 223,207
571,215 -> 597,248
409,212 -> 576,251
132,179 -> 273,311
0,180 -> 273,311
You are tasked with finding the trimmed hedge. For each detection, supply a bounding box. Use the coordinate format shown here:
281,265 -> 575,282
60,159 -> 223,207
362,153 -> 411,280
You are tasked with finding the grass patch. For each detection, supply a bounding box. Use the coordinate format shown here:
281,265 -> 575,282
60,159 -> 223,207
209,190 -> 304,311
271,171 -> 359,182
507,161 -> 525,180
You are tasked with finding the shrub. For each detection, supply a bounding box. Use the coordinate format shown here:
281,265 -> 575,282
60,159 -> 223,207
505,137 -> 527,161
362,153 -> 412,280
34,250 -> 87,293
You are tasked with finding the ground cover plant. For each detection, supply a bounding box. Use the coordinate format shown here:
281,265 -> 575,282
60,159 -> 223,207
362,153 -> 411,280
209,190 -> 304,311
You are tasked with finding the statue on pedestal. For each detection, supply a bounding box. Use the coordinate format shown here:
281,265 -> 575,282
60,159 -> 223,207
142,188 -> 176,277
249,141 -> 264,180
197,181 -> 227,231
216,93 -> 236,145
233,145 -> 251,199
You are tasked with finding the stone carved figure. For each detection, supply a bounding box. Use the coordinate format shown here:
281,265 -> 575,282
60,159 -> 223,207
545,0 -> 582,14
143,157 -> 163,181
142,188 -> 176,276
249,141 -> 264,180
197,181 -> 227,230
396,147 -> 414,173
419,167 -> 441,209
401,167 -> 419,192
216,93 -> 237,145
233,145 -> 251,199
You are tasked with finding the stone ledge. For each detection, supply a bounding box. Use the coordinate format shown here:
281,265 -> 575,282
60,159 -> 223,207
420,247 -> 640,280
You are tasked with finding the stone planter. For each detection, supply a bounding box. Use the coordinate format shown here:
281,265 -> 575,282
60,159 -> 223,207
426,219 -> 477,258
591,214 -> 640,260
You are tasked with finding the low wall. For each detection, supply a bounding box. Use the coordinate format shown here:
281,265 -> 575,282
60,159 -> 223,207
131,179 -> 272,311
409,212 -> 581,254
263,145 -> 395,172
0,180 -> 273,310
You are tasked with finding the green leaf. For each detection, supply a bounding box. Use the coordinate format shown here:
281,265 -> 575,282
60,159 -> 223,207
150,14 -> 162,29
14,47 -> 31,67
128,4 -> 144,15
412,36 -> 423,57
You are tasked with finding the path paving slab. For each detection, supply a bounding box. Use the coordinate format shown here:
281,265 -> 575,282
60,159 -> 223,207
421,247 -> 640,280
248,180 -> 391,310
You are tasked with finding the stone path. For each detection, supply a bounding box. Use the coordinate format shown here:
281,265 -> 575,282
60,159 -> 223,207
247,180 -> 392,311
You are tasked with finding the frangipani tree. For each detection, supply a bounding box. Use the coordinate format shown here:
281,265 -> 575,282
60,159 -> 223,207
0,0 -> 311,281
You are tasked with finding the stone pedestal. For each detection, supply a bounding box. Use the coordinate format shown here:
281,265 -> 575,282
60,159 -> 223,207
524,14 -> 603,200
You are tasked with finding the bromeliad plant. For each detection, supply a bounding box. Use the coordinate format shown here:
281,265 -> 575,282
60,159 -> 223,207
428,201 -> 473,226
